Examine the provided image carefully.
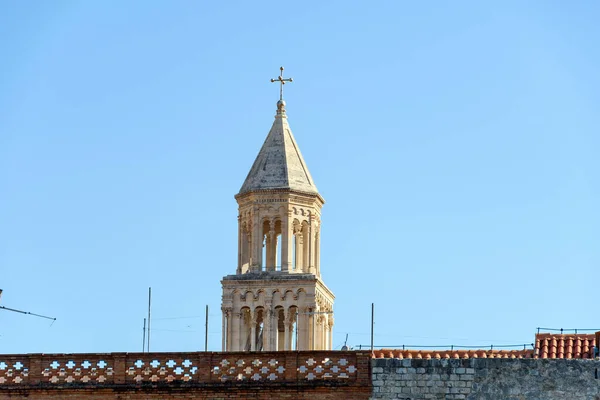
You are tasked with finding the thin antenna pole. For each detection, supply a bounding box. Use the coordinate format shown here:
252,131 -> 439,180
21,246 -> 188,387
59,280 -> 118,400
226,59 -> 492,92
205,305 -> 209,352
142,318 -> 146,353
147,287 -> 152,352
370,303 -> 374,354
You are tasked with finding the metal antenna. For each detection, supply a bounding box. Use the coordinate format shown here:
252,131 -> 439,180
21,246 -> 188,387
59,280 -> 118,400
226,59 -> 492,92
147,287 -> 152,352
371,303 -> 374,354
204,305 -> 209,352
0,289 -> 56,323
142,318 -> 146,353
0,306 -> 56,322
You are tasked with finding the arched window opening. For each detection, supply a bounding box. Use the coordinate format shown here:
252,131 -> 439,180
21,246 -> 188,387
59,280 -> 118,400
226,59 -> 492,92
276,233 -> 282,270
275,220 -> 282,271
275,307 -> 285,351
254,308 -> 265,351
241,227 -> 250,273
241,308 -> 252,351
261,234 -> 267,272
261,220 -> 270,271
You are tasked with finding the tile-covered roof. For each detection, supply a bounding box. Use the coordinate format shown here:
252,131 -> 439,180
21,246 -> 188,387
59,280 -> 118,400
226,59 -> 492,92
372,332 -> 599,360
534,333 -> 597,359
238,101 -> 318,196
372,349 -> 533,359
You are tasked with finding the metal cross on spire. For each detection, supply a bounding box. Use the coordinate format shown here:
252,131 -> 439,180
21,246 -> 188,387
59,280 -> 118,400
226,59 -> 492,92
270,66 -> 293,101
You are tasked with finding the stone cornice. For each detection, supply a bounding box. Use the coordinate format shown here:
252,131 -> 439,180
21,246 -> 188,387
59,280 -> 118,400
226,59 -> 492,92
221,272 -> 335,301
235,189 -> 325,206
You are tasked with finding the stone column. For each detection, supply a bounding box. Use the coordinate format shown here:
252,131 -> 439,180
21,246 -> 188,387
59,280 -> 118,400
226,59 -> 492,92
268,220 -> 277,271
248,220 -> 255,270
311,313 -> 316,350
328,316 -> 334,351
281,212 -> 292,271
313,315 -> 319,350
232,312 -> 241,351
263,306 -> 271,351
250,310 -> 257,351
288,310 -> 297,350
221,308 -> 226,351
283,309 -> 290,350
233,312 -> 240,351
300,306 -> 310,350
226,309 -> 233,351
245,233 -> 251,272
271,308 -> 278,351
237,215 -> 242,274
295,227 -> 304,272
317,314 -> 324,350
268,224 -> 277,271
289,321 -> 296,351
294,308 -> 301,351
307,218 -> 314,274
252,211 -> 262,271
323,315 -> 329,350
265,231 -> 272,271
302,223 -> 310,273
307,217 -> 317,274
315,229 -> 320,276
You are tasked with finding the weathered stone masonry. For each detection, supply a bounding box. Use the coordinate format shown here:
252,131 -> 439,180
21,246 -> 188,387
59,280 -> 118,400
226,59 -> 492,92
371,358 -> 600,400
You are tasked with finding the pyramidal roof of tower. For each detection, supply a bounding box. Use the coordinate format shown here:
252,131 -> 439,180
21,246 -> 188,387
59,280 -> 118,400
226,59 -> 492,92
238,100 -> 318,195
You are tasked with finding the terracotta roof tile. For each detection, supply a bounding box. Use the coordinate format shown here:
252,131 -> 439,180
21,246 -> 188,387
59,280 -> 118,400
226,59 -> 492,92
372,349 -> 533,359
534,333 -> 597,359
372,332 -> 600,360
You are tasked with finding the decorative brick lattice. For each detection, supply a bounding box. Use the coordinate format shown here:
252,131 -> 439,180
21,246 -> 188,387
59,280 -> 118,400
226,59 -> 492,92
126,357 -> 198,383
211,357 -> 285,382
297,356 -> 357,381
0,352 -> 368,387
42,358 -> 113,384
0,360 -> 29,385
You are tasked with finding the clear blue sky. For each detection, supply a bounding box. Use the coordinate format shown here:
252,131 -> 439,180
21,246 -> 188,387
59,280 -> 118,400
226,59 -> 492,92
1,1 -> 598,354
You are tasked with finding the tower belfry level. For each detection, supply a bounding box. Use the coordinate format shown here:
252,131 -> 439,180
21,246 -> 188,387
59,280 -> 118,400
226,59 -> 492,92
221,68 -> 334,351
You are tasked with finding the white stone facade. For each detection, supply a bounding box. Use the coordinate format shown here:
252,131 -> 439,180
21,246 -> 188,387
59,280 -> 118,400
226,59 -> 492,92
221,274 -> 334,351
221,100 -> 334,351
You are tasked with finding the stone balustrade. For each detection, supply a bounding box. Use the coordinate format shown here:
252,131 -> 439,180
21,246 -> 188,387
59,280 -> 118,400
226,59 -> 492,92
0,351 -> 370,389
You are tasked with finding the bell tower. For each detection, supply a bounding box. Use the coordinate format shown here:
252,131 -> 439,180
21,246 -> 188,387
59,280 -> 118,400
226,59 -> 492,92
221,68 -> 334,351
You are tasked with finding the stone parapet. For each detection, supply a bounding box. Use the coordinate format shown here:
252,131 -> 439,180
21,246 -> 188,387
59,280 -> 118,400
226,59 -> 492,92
0,351 -> 370,392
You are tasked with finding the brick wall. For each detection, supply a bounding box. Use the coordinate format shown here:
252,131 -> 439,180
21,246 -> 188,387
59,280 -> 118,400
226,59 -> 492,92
0,351 -> 371,400
371,358 -> 600,400
0,388 -> 365,399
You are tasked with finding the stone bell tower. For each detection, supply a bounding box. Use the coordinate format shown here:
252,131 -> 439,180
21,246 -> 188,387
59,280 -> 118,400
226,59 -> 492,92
221,68 -> 334,352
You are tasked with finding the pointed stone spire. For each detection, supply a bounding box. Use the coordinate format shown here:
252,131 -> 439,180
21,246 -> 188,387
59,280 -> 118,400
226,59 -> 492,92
238,99 -> 318,195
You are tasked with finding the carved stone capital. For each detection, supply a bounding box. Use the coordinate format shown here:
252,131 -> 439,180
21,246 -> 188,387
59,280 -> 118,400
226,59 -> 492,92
222,307 -> 233,316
